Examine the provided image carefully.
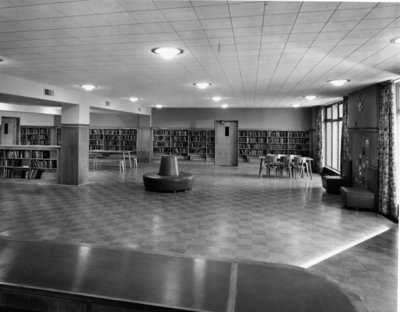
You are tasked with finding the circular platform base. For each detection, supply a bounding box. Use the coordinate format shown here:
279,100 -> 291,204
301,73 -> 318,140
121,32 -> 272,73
143,171 -> 195,192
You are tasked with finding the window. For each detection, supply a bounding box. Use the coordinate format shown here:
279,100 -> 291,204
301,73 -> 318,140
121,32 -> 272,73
323,102 -> 343,172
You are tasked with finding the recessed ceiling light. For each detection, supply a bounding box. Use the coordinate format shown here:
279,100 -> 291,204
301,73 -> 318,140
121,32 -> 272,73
151,47 -> 183,60
304,95 -> 317,101
221,103 -> 228,109
156,104 -> 163,109
80,84 -> 97,91
129,97 -> 138,103
193,82 -> 212,90
390,37 -> 400,44
292,103 -> 300,108
211,96 -> 222,102
328,79 -> 350,87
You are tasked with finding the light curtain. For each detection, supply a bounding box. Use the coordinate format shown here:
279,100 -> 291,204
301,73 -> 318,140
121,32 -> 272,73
314,106 -> 323,173
378,81 -> 398,220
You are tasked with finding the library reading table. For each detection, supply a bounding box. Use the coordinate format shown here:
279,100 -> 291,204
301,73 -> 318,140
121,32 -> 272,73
0,238 -> 357,312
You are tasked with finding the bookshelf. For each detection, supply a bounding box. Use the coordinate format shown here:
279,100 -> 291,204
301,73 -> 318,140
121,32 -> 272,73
20,127 -> 52,145
153,128 -> 215,161
239,130 -> 310,158
0,145 -> 59,179
89,128 -> 137,152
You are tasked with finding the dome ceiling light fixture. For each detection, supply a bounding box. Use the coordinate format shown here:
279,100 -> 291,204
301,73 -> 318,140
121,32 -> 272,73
129,97 -> 138,103
292,103 -> 301,108
193,82 -> 212,90
151,47 -> 184,60
390,37 -> 400,44
328,79 -> 350,87
304,95 -> 317,101
156,104 -> 163,109
211,96 -> 222,102
80,84 -> 97,91
221,103 -> 228,109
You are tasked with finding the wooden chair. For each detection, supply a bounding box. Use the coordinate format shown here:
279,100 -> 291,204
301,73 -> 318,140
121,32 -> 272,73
292,156 -> 306,178
265,154 -> 280,177
280,155 -> 293,178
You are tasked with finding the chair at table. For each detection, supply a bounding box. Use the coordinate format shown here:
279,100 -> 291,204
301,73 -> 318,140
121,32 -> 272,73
265,154 -> 280,177
292,156 -> 307,178
280,155 -> 293,178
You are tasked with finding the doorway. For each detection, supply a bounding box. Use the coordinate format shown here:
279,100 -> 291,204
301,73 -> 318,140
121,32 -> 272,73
215,120 -> 238,166
1,117 -> 20,145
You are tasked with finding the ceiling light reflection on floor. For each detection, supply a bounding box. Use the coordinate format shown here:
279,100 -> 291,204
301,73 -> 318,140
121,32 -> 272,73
300,226 -> 390,268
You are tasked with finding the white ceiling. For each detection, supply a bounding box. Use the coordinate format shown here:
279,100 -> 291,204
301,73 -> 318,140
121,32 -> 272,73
0,0 -> 400,108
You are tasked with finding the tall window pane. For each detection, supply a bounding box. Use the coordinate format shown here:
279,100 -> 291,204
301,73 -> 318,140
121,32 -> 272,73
332,122 -> 338,170
327,107 -> 332,120
326,122 -> 332,167
332,104 -> 338,120
338,120 -> 343,170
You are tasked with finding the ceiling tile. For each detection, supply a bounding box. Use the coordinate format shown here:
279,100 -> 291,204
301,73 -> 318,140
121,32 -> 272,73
301,2 -> 339,12
204,28 -> 234,39
263,24 -> 293,35
228,2 -> 265,17
170,20 -> 203,31
142,22 -> 174,33
322,21 -> 358,32
366,5 -> 400,20
232,16 -> 263,28
153,1 -> 191,10
82,0 -> 125,14
292,22 -> 325,33
50,2 -> 96,16
100,12 -> 137,25
200,18 -> 231,30
296,11 -> 334,24
264,2 -> 301,15
116,0 -> 157,11
194,4 -> 229,19
263,13 -> 297,26
114,24 -> 147,35
162,7 -> 197,21
354,18 -> 395,30
129,10 -> 166,23
178,30 -> 207,40
330,8 -> 372,22
233,27 -> 261,37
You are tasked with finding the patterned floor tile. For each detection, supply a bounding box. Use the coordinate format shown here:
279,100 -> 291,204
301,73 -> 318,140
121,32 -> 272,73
0,161 -> 397,312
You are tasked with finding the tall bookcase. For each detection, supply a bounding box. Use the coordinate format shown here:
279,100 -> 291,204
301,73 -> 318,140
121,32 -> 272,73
0,146 -> 59,179
239,130 -> 310,158
89,128 -> 137,151
153,128 -> 215,161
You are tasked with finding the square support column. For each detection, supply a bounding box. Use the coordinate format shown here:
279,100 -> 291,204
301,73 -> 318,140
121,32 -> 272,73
59,104 -> 90,185
137,115 -> 152,163
59,124 -> 89,185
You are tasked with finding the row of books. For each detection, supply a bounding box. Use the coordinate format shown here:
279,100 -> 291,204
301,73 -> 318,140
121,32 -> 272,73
3,150 -> 55,159
21,128 -> 50,134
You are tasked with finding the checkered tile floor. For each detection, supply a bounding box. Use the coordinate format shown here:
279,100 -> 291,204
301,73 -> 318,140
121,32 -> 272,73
0,161 -> 397,312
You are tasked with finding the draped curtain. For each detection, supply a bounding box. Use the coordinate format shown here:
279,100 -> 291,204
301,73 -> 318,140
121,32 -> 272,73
314,106 -> 323,173
341,96 -> 350,161
378,81 -> 398,220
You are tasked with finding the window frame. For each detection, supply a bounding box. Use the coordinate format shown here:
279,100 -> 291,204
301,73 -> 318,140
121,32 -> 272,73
323,102 -> 343,172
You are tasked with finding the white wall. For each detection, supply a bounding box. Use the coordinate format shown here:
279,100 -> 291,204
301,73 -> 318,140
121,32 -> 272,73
90,113 -> 139,128
152,108 -> 312,130
0,111 -> 55,126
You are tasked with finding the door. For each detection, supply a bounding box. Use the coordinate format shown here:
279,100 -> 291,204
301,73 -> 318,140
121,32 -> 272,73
215,120 -> 238,166
1,117 -> 20,145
